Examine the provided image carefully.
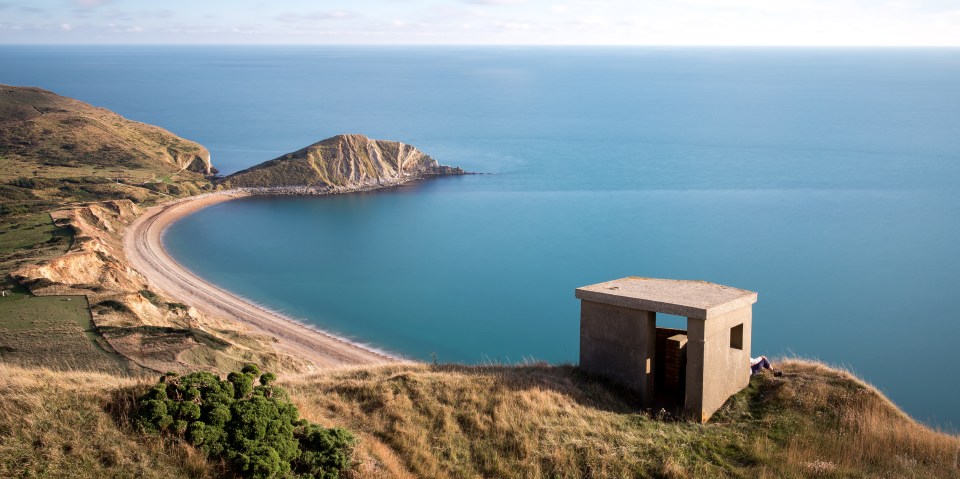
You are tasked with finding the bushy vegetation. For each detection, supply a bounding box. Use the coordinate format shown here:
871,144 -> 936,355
134,364 -> 355,479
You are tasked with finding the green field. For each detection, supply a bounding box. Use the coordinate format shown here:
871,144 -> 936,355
0,212 -> 72,282
0,294 -> 133,374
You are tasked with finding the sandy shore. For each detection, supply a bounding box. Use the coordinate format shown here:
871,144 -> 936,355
124,190 -> 398,369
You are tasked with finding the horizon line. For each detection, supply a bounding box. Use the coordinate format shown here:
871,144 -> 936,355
3,43 -> 960,48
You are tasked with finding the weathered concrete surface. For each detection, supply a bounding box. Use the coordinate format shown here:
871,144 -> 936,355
579,301 -> 656,406
575,277 -> 757,320
576,277 -> 757,423
685,305 -> 752,422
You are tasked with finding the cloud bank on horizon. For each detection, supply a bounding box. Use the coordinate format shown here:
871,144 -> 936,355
1,0 -> 959,46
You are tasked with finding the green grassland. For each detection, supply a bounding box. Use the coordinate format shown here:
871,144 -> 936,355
0,156 -> 211,218
0,294 -> 136,374
0,212 -> 72,282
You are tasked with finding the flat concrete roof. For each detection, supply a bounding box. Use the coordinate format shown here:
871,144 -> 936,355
575,277 -> 757,320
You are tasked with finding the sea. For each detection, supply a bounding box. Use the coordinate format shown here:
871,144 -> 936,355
2,46 -> 959,431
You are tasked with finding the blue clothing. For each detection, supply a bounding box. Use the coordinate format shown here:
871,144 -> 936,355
751,357 -> 772,376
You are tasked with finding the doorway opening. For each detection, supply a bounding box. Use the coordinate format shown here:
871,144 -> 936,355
654,313 -> 688,413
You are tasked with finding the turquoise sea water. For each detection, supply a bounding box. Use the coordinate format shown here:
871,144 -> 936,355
2,46 -> 959,430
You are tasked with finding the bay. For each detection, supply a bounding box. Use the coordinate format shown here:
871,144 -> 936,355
3,46 -> 958,430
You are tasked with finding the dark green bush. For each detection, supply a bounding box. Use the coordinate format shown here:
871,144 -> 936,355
294,424 -> 356,479
134,365 -> 355,479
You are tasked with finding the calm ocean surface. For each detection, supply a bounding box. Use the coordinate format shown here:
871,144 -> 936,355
3,46 -> 959,430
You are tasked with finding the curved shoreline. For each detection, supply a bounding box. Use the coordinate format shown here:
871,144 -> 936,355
124,189 -> 402,370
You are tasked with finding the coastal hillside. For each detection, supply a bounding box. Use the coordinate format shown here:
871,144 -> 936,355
1,360 -> 957,478
220,134 -> 464,189
0,86 -> 308,375
0,84 -> 213,175
0,85 -> 216,279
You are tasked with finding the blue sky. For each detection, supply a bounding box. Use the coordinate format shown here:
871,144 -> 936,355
2,0 -> 959,45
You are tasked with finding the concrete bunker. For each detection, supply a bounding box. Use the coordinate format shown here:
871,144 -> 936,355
575,277 -> 758,423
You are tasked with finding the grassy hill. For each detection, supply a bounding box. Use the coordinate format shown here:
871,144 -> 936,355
0,84 -> 216,280
1,360 -> 957,478
0,84 -> 215,217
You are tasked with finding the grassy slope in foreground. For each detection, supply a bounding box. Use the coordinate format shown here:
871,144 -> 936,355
1,360 -> 957,479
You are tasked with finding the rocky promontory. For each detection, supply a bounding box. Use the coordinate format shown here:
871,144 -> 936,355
219,133 -> 465,190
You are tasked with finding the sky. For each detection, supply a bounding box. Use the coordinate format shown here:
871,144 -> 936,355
1,0 -> 959,46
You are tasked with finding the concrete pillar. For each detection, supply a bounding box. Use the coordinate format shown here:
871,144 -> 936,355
579,300 -> 657,406
684,305 -> 753,422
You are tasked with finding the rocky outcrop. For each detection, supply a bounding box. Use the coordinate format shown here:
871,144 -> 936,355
220,134 -> 464,189
0,84 -> 214,176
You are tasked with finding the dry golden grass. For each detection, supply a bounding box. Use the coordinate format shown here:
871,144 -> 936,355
282,359 -> 959,479
758,359 -> 960,478
0,363 -> 220,478
0,360 -> 957,478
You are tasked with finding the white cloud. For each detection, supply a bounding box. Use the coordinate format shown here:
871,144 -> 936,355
495,21 -> 531,30
576,15 -> 607,26
72,0 -> 111,8
276,11 -> 359,23
465,0 -> 524,5
1,0 -> 959,45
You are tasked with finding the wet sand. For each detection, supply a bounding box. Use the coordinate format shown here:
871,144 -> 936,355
124,190 -> 398,369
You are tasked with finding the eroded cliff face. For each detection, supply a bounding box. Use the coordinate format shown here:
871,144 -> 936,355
12,200 -> 308,374
17,201 -> 143,292
220,134 -> 464,189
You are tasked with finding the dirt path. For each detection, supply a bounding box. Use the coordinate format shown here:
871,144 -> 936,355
124,191 -> 398,370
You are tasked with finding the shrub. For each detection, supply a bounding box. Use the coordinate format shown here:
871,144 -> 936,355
95,299 -> 133,314
294,424 -> 356,479
139,289 -> 162,306
134,365 -> 354,479
167,302 -> 189,312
